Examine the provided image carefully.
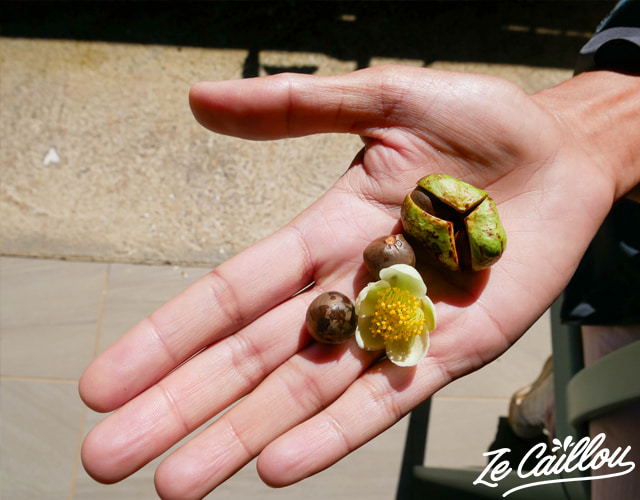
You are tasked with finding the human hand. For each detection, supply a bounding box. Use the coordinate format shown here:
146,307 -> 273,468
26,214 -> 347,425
79,66 -> 639,499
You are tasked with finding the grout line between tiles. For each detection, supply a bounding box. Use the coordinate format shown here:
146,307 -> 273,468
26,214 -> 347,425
69,262 -> 110,500
89,262 -> 111,361
69,405 -> 89,500
0,375 -> 79,384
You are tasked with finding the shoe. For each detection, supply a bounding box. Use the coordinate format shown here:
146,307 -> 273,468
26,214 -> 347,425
507,356 -> 554,439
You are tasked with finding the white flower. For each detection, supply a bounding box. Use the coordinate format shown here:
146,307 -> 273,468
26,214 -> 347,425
355,264 -> 436,367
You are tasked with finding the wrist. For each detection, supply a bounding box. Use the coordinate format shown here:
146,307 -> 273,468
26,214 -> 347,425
533,70 -> 640,202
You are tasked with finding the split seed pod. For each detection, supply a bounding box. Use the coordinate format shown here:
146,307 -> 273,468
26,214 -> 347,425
401,173 -> 506,271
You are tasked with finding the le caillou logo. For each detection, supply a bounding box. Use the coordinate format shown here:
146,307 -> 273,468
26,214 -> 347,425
473,433 -> 636,497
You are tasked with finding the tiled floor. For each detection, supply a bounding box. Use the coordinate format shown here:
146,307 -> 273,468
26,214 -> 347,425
0,256 -> 552,499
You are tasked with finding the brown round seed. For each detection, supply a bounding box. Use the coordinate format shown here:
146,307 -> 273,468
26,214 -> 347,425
363,234 -> 416,278
305,291 -> 357,344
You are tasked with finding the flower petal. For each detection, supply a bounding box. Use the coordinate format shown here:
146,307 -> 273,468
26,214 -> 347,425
355,280 -> 390,317
379,264 -> 427,297
385,330 -> 430,367
421,295 -> 437,331
355,317 -> 386,351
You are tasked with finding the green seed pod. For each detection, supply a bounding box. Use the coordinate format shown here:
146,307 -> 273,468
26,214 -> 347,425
401,173 -> 506,271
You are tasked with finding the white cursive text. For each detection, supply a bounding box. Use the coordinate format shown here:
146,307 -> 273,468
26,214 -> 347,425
473,433 -> 635,497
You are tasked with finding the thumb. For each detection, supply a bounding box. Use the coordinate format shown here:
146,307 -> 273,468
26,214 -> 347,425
189,66 -> 424,140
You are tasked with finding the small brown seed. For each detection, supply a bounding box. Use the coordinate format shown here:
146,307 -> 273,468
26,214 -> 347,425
363,234 -> 416,278
410,186 -> 462,223
305,291 -> 357,344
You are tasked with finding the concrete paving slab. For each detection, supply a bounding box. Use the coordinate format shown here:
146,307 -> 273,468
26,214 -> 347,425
0,2 -> 615,266
0,36 -> 363,266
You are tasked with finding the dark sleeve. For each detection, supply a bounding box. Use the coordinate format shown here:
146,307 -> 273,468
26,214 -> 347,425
561,201 -> 640,325
574,0 -> 640,75
561,0 -> 640,326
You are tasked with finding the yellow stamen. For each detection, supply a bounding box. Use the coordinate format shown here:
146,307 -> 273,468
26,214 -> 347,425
370,287 -> 424,341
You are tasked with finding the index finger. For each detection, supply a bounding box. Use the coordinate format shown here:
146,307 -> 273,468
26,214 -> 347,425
79,176 -> 396,414
79,225 -> 314,412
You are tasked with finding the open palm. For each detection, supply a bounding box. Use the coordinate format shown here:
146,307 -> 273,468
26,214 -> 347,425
79,66 -> 619,499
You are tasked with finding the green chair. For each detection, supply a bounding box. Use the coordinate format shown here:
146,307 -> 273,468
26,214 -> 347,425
396,298 -> 640,500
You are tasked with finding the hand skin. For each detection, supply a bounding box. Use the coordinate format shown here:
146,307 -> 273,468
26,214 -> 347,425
78,66 -> 640,499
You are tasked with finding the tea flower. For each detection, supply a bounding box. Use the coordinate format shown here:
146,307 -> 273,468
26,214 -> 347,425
355,264 -> 436,367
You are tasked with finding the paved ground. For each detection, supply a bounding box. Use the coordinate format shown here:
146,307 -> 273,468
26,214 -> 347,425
1,2 -> 615,499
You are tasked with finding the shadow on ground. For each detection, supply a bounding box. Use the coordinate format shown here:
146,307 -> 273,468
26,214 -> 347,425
2,1 -> 616,75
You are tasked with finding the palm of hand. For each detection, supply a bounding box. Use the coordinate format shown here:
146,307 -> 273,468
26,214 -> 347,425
80,67 -> 612,499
